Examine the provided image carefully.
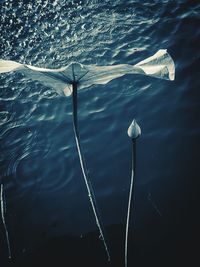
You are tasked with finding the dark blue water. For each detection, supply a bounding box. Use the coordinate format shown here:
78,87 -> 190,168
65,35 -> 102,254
0,1 -> 200,266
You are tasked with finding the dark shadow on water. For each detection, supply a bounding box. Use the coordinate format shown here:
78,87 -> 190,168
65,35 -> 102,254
1,223 -> 198,267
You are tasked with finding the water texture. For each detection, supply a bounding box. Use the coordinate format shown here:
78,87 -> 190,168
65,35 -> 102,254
0,1 -> 200,266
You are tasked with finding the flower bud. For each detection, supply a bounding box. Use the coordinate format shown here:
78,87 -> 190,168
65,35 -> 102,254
127,119 -> 141,139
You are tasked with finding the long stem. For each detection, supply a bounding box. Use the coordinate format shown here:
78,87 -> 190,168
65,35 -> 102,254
1,184 -> 12,259
71,83 -> 111,262
125,140 -> 136,267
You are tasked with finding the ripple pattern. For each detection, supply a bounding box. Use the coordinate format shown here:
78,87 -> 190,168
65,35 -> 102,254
0,0 -> 199,258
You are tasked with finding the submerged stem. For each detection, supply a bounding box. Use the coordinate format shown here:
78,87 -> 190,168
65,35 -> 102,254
125,140 -> 136,267
71,83 -> 111,262
1,184 -> 12,259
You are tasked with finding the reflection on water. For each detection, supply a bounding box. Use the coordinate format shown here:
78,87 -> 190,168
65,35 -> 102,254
0,0 -> 199,266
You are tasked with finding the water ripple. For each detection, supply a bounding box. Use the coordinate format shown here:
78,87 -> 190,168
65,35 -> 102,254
0,0 -> 199,250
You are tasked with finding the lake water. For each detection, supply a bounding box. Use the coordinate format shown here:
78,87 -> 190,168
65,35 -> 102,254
0,1 -> 200,266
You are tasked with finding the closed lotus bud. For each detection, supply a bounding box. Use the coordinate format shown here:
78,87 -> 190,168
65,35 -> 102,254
127,119 -> 141,139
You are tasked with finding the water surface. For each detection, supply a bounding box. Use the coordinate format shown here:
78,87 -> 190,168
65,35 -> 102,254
0,1 -> 200,266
